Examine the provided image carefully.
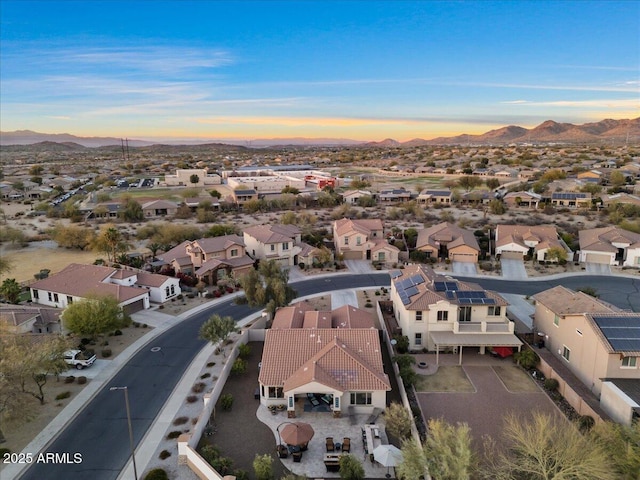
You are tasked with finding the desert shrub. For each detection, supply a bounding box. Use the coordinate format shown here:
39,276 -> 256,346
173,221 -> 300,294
253,453 -> 273,480
113,329 -> 123,336
166,431 -> 182,439
231,358 -> 247,375
514,348 -> 539,370
101,348 -> 112,358
237,343 -> 251,358
544,378 -> 559,391
76,376 -> 87,385
206,362 -> 216,367
64,376 -> 75,384
55,391 -> 71,400
192,382 -> 206,393
186,395 -> 198,403
221,393 -> 234,411
144,468 -> 169,480
200,372 -> 211,379
101,340 -> 109,346
80,338 -> 91,345
234,295 -> 248,305
158,450 -> 171,460
578,415 -> 595,432
173,416 -> 189,426
364,302 -> 372,308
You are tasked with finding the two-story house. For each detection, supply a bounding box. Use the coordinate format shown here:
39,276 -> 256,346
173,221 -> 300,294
333,218 -> 400,264
533,286 -> 640,424
390,265 -> 520,364
243,224 -> 316,267
157,235 -> 254,284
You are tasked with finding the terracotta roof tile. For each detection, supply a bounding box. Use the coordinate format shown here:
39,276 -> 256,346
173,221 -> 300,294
533,285 -> 615,316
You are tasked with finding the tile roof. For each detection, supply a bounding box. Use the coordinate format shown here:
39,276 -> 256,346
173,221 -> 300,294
259,329 -> 390,393
579,226 -> 640,252
244,224 -> 300,244
135,271 -> 174,288
533,285 -> 614,316
416,222 -> 480,252
334,218 -> 383,237
0,306 -> 61,327
272,303 -> 376,330
141,199 -> 178,209
30,263 -> 148,303
192,235 -> 245,253
496,224 -> 561,251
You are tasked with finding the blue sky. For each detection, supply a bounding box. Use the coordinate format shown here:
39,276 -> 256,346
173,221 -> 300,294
1,0 -> 638,141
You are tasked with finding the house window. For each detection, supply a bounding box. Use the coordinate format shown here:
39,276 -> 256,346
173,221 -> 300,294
170,284 -> 175,295
576,329 -> 583,336
271,244 -> 275,251
230,249 -> 238,257
334,396 -> 340,410
344,237 -> 349,245
268,387 -> 284,398
288,396 -> 294,408
458,306 -> 472,322
562,346 -> 570,362
437,311 -> 448,322
488,306 -> 501,316
415,333 -> 422,346
33,290 -> 39,299
48,292 -> 53,302
622,357 -> 637,368
67,296 -> 73,304
378,252 -> 385,261
416,311 -> 423,322
554,315 -> 560,327
166,286 -> 170,296
350,392 -> 372,405
356,237 -> 362,245
53,293 -> 59,303
282,242 -> 289,251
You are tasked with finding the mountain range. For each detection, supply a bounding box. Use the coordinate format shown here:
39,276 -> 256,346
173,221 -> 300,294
1,118 -> 638,148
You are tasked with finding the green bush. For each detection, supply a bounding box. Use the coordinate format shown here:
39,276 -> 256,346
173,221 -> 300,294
55,391 -> 71,400
339,454 -> 365,480
253,453 -> 274,480
192,382 -> 206,393
544,378 -> 559,391
101,348 -> 112,358
114,329 -> 123,336
166,431 -> 182,439
393,335 -> 410,354
514,348 -> 539,370
221,393 -> 234,411
64,376 -> 75,384
76,376 -> 87,385
186,395 -> 198,403
158,450 -> 171,460
578,415 -> 595,432
173,416 -> 189,425
200,372 -> 211,379
143,468 -> 169,480
0,448 -> 12,456
231,358 -> 247,375
237,343 -> 251,358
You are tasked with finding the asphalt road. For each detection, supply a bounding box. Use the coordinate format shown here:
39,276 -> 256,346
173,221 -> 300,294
19,272 -> 639,480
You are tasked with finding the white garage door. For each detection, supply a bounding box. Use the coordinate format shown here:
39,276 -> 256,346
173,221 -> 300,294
585,253 -> 611,265
452,253 -> 476,263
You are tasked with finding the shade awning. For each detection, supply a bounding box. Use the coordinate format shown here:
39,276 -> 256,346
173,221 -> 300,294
430,331 -> 523,347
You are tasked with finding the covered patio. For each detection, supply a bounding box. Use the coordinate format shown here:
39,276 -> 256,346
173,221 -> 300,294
430,331 -> 523,365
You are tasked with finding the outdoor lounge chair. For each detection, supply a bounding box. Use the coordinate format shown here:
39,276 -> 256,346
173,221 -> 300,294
342,437 -> 351,453
326,437 -> 335,452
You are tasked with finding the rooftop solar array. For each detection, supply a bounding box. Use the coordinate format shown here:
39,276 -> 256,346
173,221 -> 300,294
591,315 -> 640,352
434,281 -> 458,292
458,297 -> 496,305
552,192 -> 587,200
389,270 -> 402,279
396,274 -> 426,305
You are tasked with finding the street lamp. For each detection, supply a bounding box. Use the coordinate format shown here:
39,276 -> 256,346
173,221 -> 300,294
110,386 -> 138,480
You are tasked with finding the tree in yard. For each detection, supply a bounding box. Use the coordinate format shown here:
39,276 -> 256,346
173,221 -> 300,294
147,242 -> 162,259
253,453 -> 274,480
0,278 -> 22,304
189,174 -> 200,186
119,196 -> 144,222
206,224 -> 238,237
339,454 -> 365,480
384,402 -> 413,441
281,186 -> 300,195
209,189 -> 221,199
480,412 -> 615,480
312,246 -> 333,267
398,418 -> 474,480
457,175 -> 482,191
610,170 -> 626,188
488,199 -> 506,215
0,328 -> 70,441
199,314 -> 238,356
485,178 -> 501,190
50,224 -> 96,250
93,226 -> 130,262
545,245 -> 567,263
240,260 -> 297,318
591,421 -> 640,480
62,294 -> 131,339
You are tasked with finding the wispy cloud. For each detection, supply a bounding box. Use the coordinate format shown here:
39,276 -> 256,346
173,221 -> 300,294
500,99 -> 639,108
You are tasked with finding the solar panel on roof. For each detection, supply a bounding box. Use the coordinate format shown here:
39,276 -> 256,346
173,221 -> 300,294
457,291 -> 486,299
409,274 -> 425,286
445,291 -> 456,299
434,282 -> 446,291
445,282 -> 458,291
482,298 -> 496,305
459,298 -> 471,304
401,296 -> 411,305
590,315 -> 640,352
390,270 -> 402,279
405,286 -> 419,297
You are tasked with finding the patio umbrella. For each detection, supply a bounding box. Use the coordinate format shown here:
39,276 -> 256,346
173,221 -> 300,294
279,422 -> 315,446
372,444 -> 403,477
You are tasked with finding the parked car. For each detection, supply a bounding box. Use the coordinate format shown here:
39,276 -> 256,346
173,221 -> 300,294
64,350 -> 97,370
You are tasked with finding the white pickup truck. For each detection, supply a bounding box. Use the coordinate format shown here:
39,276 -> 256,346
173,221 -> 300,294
64,350 -> 97,370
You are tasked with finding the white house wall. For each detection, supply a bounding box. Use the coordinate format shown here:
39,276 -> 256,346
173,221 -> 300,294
623,247 -> 640,267
600,381 -> 639,426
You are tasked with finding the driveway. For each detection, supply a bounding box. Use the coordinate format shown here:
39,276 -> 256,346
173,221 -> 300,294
331,289 -> 358,308
585,262 -> 612,275
344,259 -> 375,274
285,265 -> 306,281
452,262 -> 477,275
500,258 -> 528,279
